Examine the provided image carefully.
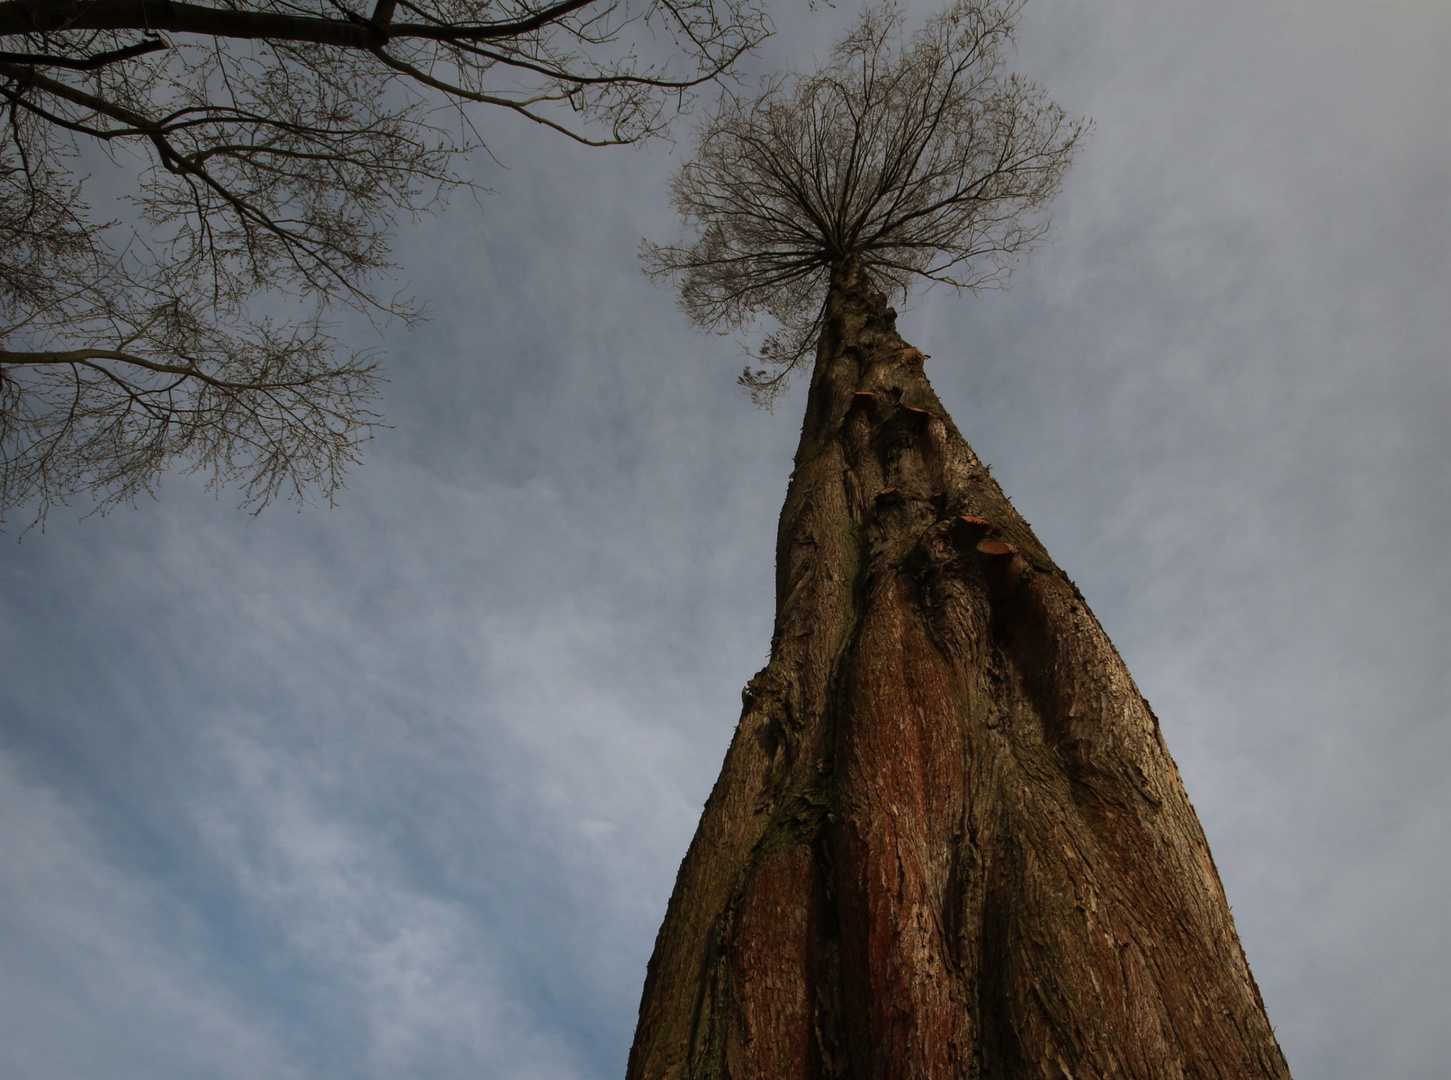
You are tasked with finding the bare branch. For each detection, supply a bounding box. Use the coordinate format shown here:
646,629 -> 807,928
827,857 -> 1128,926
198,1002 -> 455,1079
0,37 -> 168,70
0,0 -> 770,524
0,0 -> 608,48
645,0 -> 1085,404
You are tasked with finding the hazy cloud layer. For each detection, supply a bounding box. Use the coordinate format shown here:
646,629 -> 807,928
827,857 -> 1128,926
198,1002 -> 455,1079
1,2 -> 1446,1077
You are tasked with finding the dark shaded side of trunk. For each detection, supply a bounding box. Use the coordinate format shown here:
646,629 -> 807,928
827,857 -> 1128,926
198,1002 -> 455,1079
626,262 -> 1292,1080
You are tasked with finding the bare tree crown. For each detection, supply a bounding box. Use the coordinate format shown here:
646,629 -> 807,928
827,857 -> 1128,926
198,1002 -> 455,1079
0,0 -> 769,525
644,0 -> 1084,405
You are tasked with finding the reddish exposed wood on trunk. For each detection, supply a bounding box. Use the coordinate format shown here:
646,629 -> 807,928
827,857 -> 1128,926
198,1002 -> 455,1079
627,261 -> 1292,1080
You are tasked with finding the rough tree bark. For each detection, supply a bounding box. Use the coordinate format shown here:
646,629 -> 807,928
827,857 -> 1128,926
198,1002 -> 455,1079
627,260 -> 1292,1080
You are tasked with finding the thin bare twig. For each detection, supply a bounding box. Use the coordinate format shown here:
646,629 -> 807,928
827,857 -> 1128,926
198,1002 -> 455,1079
644,0 -> 1084,406
0,0 -> 770,525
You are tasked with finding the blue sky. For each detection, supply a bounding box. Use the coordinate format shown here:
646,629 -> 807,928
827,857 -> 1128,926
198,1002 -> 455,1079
1,1 -> 1447,1077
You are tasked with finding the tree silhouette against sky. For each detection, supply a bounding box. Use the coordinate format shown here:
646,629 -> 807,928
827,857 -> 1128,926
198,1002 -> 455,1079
0,0 -> 768,523
634,4 -> 1293,1076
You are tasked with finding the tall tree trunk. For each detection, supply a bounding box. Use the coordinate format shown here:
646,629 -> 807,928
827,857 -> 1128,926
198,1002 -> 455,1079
627,261 -> 1292,1080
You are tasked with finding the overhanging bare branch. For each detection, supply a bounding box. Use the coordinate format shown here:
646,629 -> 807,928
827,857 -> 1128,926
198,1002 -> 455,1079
0,0 -> 770,524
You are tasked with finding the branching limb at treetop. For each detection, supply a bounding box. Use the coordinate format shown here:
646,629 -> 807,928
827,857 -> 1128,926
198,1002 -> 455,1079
643,0 -> 1084,406
629,12 -> 1293,1077
0,0 -> 769,524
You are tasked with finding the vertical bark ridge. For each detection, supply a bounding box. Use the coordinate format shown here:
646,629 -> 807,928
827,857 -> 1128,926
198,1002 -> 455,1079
627,261 -> 1292,1080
